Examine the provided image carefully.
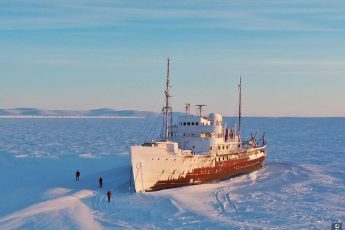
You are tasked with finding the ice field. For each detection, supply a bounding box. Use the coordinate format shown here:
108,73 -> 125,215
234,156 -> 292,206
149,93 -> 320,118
0,117 -> 344,229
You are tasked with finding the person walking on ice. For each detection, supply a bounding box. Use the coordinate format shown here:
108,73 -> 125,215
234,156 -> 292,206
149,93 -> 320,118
99,177 -> 103,188
107,191 -> 112,202
75,170 -> 80,181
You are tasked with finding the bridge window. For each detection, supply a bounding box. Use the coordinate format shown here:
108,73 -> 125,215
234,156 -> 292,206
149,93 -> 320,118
196,122 -> 199,126
191,122 -> 194,125
187,122 -> 190,125
183,122 -> 186,126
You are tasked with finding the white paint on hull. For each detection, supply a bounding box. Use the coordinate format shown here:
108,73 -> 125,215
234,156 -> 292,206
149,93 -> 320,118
131,144 -> 215,192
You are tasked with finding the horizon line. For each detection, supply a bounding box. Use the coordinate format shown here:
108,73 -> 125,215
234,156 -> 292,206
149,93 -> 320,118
0,108 -> 344,118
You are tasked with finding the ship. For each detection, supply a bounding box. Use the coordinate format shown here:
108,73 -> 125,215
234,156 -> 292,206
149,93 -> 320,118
130,59 -> 267,192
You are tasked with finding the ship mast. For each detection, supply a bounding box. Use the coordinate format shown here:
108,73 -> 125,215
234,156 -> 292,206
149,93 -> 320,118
238,76 -> 242,137
164,58 -> 172,142
185,103 -> 191,115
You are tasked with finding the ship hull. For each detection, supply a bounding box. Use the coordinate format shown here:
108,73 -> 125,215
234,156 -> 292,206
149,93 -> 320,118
151,154 -> 265,191
131,145 -> 266,192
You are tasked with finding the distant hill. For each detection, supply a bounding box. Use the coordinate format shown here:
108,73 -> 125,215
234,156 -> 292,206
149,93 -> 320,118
0,108 -> 158,118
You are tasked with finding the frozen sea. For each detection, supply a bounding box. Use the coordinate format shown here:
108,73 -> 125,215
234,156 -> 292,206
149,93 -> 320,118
0,117 -> 344,229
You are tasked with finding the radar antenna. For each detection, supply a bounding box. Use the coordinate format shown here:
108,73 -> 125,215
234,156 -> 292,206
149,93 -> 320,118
196,104 -> 206,117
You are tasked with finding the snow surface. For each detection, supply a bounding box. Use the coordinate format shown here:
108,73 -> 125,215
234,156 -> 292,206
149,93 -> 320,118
0,118 -> 344,229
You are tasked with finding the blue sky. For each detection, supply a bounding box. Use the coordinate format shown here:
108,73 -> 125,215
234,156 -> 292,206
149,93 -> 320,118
1,0 -> 345,116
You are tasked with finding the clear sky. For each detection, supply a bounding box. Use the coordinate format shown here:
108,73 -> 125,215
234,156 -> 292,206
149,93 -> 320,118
1,0 -> 345,116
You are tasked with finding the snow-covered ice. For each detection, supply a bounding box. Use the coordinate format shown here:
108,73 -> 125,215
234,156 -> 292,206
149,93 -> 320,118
0,117 -> 344,229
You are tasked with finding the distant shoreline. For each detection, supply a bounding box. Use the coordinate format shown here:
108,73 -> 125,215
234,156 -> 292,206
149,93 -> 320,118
0,116 -> 144,119
0,108 -> 157,118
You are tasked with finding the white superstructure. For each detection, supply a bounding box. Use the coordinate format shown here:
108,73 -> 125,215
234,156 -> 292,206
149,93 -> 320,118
172,113 -> 240,154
